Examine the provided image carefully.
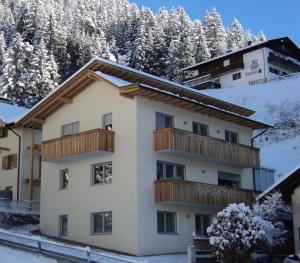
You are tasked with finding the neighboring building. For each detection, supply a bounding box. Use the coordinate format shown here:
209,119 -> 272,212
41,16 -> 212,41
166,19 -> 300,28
17,57 -> 271,256
257,166 -> 300,254
182,37 -> 300,90
0,99 -> 41,202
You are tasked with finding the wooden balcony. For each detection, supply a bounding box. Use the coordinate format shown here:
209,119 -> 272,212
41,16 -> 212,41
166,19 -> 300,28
42,129 -> 114,161
154,179 -> 257,207
268,55 -> 300,71
154,128 -> 260,168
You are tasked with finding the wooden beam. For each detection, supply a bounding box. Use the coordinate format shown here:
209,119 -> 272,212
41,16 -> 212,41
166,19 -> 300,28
57,97 -> 72,104
31,118 -> 45,124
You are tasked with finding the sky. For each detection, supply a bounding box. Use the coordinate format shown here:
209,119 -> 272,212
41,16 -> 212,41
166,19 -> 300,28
129,0 -> 300,46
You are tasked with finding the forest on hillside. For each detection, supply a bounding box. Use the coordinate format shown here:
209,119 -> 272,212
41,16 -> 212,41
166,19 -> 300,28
0,0 -> 267,108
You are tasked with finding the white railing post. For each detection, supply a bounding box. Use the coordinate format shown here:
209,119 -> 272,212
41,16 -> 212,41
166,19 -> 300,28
187,245 -> 196,263
86,246 -> 91,262
37,240 -> 41,257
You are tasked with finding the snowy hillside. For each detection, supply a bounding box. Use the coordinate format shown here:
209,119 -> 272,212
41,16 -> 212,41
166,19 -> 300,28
200,74 -> 300,176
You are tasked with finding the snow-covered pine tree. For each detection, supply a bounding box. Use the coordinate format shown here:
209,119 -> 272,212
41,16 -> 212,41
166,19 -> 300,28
29,38 -> 59,107
203,7 -> 226,58
226,18 -> 245,50
256,30 -> 267,42
0,32 -> 6,68
0,33 -> 33,107
244,29 -> 255,46
192,20 -> 210,64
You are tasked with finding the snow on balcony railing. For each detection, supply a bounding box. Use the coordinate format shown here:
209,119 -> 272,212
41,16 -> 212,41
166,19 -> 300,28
0,198 -> 40,215
183,74 -> 212,87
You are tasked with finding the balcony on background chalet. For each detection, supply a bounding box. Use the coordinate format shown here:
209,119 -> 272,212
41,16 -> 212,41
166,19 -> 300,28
154,128 -> 260,168
154,179 -> 258,207
41,129 -> 115,162
183,74 -> 221,90
268,53 -> 300,72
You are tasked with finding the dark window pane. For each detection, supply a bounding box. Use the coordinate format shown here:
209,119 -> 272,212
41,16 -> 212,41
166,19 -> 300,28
61,170 -> 69,189
195,215 -> 202,236
156,112 -> 165,129
176,166 -> 184,180
165,116 -> 173,128
166,164 -> 174,178
157,212 -> 165,233
157,162 -> 164,180
104,163 -> 112,183
60,216 -> 68,236
200,125 -> 208,136
93,214 -> 103,233
104,212 -> 112,233
203,215 -> 211,236
192,122 -> 198,134
94,165 -> 103,184
166,213 -> 175,233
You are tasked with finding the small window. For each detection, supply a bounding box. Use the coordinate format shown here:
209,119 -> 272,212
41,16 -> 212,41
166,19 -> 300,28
192,122 -> 208,136
103,113 -> 112,131
223,59 -> 230,67
156,161 -> 185,180
59,215 -> 68,237
92,162 -> 112,185
232,72 -> 241,81
218,171 -> 241,187
156,112 -> 174,129
2,154 -> 17,170
91,212 -> 112,234
195,214 -> 211,237
0,127 -> 8,138
60,169 -> 69,190
225,130 -> 238,144
157,211 -> 176,234
269,67 -> 280,75
61,122 -> 79,136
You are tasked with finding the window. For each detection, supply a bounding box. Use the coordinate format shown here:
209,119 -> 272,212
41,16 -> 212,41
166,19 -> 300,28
157,211 -> 176,234
232,72 -> 241,81
223,59 -> 230,67
192,122 -> 208,136
103,113 -> 112,131
156,112 -> 174,129
91,212 -> 112,234
254,168 -> 275,191
92,162 -> 112,185
156,161 -> 185,180
225,130 -> 238,144
59,215 -> 68,237
269,67 -> 280,75
61,122 -> 79,136
2,154 -> 17,170
60,169 -> 69,190
0,127 -> 8,138
218,171 -> 241,187
195,214 -> 211,237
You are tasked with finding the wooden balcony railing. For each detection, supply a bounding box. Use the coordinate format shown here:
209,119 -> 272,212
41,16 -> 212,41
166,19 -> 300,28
42,129 -> 115,161
154,179 -> 258,207
154,128 -> 260,168
268,55 -> 300,71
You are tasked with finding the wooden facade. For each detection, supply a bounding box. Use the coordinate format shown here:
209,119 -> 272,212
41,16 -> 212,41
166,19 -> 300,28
41,129 -> 115,161
154,179 -> 257,206
154,128 -> 260,168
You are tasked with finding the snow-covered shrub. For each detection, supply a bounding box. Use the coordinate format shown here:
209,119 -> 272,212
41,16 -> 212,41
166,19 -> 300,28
1,213 -> 39,226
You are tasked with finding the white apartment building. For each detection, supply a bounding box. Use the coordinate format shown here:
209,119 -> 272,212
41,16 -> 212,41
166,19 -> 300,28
183,37 -> 300,90
0,98 -> 41,202
17,58 -> 271,256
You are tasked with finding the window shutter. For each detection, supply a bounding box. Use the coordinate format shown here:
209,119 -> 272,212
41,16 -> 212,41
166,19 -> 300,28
12,154 -> 18,169
2,156 -> 7,170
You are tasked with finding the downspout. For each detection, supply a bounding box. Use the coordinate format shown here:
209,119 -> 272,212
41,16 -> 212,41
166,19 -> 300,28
251,128 -> 269,191
8,125 -> 21,201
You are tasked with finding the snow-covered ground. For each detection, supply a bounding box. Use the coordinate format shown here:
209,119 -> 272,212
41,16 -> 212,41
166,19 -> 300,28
200,74 -> 300,176
0,245 -> 58,263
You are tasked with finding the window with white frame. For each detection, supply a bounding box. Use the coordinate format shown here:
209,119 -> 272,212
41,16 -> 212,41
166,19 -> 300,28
103,113 -> 112,131
155,112 -> 174,129
156,161 -> 185,180
91,212 -> 112,234
195,214 -> 211,237
192,122 -> 208,136
254,168 -> 275,191
61,122 -> 79,136
60,169 -> 69,190
157,211 -> 177,234
91,162 -> 112,185
232,72 -> 241,81
59,215 -> 68,236
225,130 -> 239,144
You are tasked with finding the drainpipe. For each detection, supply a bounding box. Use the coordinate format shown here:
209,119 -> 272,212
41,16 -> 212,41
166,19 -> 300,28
8,125 -> 21,201
251,128 -> 269,191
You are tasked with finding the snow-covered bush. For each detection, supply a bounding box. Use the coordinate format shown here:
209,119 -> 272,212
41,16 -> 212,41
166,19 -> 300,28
207,203 -> 274,263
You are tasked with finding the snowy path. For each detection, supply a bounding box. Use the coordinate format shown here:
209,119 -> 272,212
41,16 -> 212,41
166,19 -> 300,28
0,228 -> 186,263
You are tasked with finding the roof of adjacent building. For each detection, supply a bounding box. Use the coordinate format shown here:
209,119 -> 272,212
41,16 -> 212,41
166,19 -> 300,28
16,57 -> 272,130
257,165 -> 300,201
182,37 -> 300,71
0,100 -> 28,124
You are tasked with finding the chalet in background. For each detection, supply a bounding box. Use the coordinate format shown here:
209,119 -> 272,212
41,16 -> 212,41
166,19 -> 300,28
182,37 -> 300,90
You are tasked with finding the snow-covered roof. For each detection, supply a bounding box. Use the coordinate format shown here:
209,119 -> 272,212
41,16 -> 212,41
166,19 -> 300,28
94,71 -> 132,87
0,102 -> 28,124
257,164 -> 300,200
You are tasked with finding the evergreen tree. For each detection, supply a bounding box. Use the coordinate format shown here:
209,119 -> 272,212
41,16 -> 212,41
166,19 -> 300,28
244,29 -> 255,46
257,30 -> 267,42
226,18 -> 244,50
0,33 -> 33,106
0,31 -> 6,67
203,7 -> 226,57
192,20 -> 210,63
